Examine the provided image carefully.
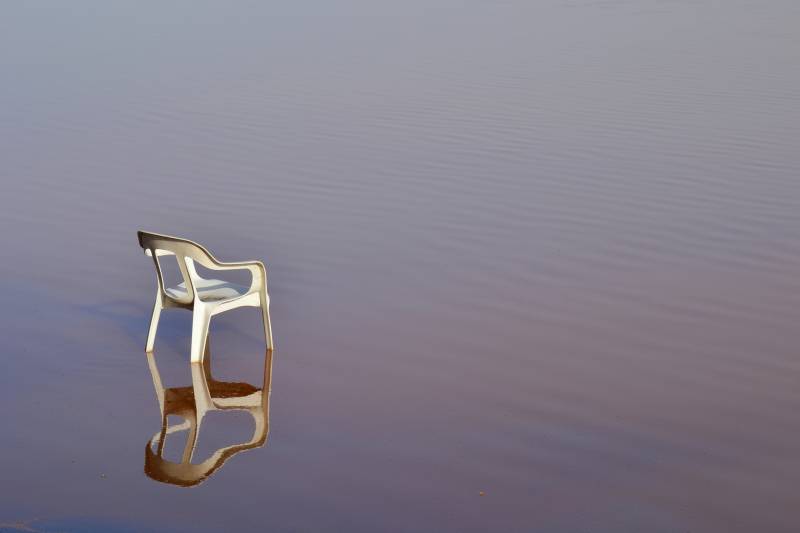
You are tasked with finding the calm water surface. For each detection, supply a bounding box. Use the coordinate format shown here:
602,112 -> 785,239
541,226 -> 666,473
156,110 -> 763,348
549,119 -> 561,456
2,1 -> 800,531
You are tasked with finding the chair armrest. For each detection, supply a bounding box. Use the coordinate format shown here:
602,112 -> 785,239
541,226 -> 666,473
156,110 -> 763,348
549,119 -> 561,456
207,259 -> 268,293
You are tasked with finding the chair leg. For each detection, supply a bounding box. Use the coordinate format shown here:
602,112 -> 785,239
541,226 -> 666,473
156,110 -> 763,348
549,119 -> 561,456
190,307 -> 211,363
260,291 -> 274,350
182,415 -> 200,464
146,295 -> 162,352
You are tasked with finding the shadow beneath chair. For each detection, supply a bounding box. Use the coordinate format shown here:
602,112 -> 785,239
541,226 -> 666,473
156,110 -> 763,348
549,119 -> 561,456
76,299 -> 153,347
144,342 -> 273,487
80,299 -> 265,361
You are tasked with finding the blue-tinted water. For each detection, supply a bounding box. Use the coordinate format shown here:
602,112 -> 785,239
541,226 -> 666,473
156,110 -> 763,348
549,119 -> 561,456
1,1 -> 799,531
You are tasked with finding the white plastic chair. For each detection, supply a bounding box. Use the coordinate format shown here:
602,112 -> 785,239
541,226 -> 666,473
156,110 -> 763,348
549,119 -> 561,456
138,231 -> 274,362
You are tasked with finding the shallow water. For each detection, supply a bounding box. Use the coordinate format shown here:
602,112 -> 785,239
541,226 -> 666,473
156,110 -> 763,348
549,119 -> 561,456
2,1 -> 800,531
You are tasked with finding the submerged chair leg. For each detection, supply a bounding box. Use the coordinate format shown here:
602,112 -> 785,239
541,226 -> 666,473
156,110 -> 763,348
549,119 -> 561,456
146,294 -> 163,352
190,307 -> 211,363
260,291 -> 274,350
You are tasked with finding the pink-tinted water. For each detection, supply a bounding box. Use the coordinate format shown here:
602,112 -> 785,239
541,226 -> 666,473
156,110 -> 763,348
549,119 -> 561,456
1,2 -> 800,531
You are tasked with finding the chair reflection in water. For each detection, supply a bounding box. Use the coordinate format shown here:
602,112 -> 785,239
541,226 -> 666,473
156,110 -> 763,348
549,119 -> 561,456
144,343 -> 273,487
137,231 -> 274,363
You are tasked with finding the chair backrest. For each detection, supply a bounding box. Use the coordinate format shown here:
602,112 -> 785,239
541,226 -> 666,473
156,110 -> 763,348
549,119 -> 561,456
138,231 -> 217,304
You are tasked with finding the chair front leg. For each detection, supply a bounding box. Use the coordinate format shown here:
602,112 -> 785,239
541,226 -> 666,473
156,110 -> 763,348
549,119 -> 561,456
146,293 -> 163,352
260,290 -> 274,350
190,306 -> 211,363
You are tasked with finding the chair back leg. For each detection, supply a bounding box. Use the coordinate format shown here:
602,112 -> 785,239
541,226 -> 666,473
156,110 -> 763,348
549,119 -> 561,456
146,293 -> 163,352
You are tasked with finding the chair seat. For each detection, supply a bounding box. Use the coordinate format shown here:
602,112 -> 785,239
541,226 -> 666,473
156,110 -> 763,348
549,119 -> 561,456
166,278 -> 248,302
